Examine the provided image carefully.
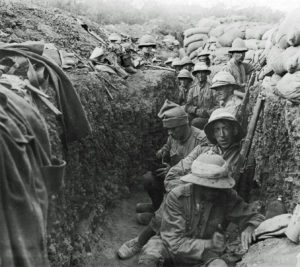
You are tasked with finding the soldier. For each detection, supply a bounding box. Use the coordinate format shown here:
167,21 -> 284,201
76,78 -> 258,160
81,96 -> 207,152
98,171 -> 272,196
177,69 -> 194,105
171,57 -> 183,73
136,100 -> 207,222
223,38 -> 254,90
138,154 -> 264,267
121,42 -> 137,74
118,100 -> 207,260
181,56 -> 195,72
164,57 -> 173,67
137,34 -> 157,66
197,49 -> 211,67
210,71 -> 243,120
185,63 -> 217,130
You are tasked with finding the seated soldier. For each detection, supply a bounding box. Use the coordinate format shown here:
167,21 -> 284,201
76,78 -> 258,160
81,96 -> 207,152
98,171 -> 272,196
177,69 -> 193,106
136,100 -> 207,225
185,63 -> 218,130
138,154 -> 264,267
210,71 -> 243,121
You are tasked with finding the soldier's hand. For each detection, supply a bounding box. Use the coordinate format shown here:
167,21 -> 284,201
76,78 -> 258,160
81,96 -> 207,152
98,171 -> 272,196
241,225 -> 256,250
211,231 -> 226,252
155,163 -> 171,178
156,149 -> 167,159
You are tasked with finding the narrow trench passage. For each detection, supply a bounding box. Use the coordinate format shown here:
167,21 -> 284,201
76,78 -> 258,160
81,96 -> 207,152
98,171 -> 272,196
87,190 -> 149,267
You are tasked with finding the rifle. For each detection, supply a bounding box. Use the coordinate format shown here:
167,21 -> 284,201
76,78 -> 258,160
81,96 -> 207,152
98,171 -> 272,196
239,72 -> 256,116
236,91 -> 265,200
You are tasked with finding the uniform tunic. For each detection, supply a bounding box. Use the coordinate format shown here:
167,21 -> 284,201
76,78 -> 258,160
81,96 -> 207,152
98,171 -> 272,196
223,58 -> 254,88
185,81 -> 217,119
159,126 -> 208,166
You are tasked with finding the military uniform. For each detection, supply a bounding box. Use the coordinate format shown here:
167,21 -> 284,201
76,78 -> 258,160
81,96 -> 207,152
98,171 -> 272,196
223,58 -> 254,88
139,183 -> 264,266
159,126 -> 207,166
185,81 -> 218,129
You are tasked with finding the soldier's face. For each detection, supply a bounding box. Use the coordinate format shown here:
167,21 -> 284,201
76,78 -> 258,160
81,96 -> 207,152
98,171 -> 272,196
233,52 -> 245,63
183,64 -> 193,72
168,125 -> 188,141
213,120 -> 236,149
201,187 -> 222,201
179,78 -> 191,88
215,86 -> 233,103
195,71 -> 207,82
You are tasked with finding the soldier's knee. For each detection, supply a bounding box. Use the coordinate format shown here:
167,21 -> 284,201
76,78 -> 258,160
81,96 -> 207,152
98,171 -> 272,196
207,259 -> 228,267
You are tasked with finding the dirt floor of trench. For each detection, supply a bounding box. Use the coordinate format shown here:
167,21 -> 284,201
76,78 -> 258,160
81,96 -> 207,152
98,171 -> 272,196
85,189 -> 149,267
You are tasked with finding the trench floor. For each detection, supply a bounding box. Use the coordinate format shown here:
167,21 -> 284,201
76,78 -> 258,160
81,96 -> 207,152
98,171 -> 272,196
88,190 -> 148,267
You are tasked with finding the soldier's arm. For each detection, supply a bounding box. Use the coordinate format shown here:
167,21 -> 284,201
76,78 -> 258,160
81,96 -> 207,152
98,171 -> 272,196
225,189 -> 265,231
160,190 -> 212,262
164,145 -> 204,192
158,136 -> 172,158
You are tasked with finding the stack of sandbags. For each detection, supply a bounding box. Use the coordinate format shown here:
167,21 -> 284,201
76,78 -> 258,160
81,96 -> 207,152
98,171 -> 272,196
183,28 -> 208,59
275,9 -> 300,49
261,9 -> 300,103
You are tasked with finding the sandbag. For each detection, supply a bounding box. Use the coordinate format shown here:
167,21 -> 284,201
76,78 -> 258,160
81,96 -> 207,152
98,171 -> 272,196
213,47 -> 230,64
184,33 -> 208,47
267,46 -> 285,75
282,46 -> 300,74
209,24 -> 226,38
276,8 -> 300,49
184,27 -> 210,38
186,41 -> 203,55
218,27 -> 245,47
189,50 -> 198,60
245,25 -> 272,40
262,27 -> 277,40
245,39 -> 259,50
277,71 -> 300,103
178,48 -> 186,59
257,40 -> 266,49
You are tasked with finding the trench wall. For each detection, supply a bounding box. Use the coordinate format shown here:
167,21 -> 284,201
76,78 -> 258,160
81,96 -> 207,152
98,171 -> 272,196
252,84 -> 300,212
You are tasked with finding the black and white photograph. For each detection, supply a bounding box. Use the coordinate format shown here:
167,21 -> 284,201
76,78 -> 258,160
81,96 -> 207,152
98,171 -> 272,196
0,0 -> 299,266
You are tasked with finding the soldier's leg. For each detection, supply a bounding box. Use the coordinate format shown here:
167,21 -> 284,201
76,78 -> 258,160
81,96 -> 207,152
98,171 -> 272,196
138,235 -> 169,266
143,173 -> 164,211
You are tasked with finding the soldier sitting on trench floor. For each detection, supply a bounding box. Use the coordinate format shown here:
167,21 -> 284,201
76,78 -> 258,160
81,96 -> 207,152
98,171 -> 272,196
136,99 -> 207,225
118,108 -> 256,261
138,153 -> 264,267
